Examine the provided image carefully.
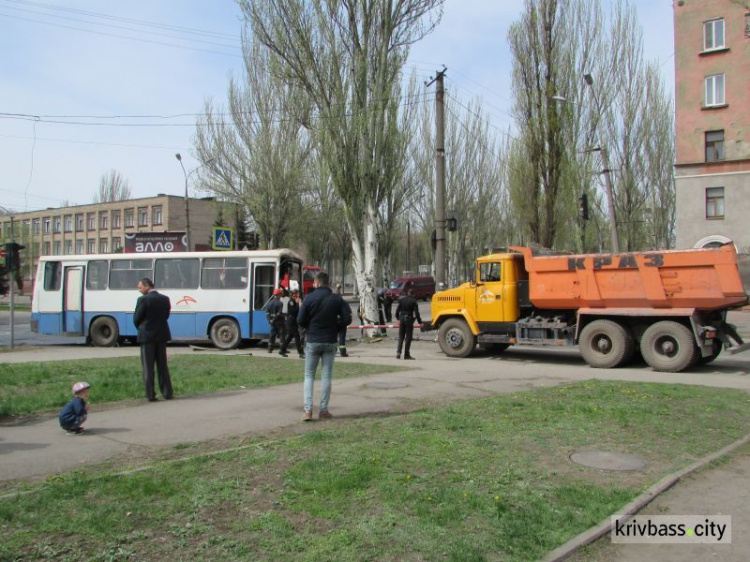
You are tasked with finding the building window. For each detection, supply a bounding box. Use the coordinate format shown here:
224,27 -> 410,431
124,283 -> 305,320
138,207 -> 148,227
112,237 -> 122,252
703,19 -> 725,51
152,205 -> 163,226
76,240 -> 84,254
32,219 -> 40,234
100,211 -> 109,230
124,209 -> 134,228
706,187 -> 725,219
87,212 -> 96,230
43,242 -> 51,255
100,238 -> 109,254
65,240 -> 73,255
54,217 -> 61,233
53,241 -> 61,255
43,217 -> 51,234
64,215 -> 73,232
705,74 -> 725,107
112,210 -> 121,229
705,130 -> 725,162
87,239 -> 96,254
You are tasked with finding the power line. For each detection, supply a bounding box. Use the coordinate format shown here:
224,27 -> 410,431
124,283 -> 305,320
0,0 -> 238,40
0,12 -> 242,58
0,133 -> 189,151
0,4 -> 242,49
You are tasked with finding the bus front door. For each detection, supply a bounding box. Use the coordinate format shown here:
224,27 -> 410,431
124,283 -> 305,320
62,266 -> 84,335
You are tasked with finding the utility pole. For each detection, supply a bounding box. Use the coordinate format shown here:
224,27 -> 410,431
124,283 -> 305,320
427,67 -> 447,288
406,222 -> 410,274
584,74 -> 620,253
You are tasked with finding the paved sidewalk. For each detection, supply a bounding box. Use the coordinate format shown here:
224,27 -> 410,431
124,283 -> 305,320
2,314 -> 750,561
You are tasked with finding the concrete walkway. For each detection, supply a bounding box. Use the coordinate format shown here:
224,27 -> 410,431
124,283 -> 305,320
2,313 -> 750,561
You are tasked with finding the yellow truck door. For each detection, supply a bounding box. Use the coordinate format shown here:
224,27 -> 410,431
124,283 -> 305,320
475,260 -> 506,325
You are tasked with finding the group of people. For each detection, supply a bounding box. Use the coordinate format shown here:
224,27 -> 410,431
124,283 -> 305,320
59,272 -> 422,434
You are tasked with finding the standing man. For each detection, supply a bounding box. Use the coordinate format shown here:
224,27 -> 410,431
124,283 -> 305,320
297,271 -> 351,421
280,288 -> 304,358
395,288 -> 422,360
133,278 -> 173,402
266,288 -> 286,353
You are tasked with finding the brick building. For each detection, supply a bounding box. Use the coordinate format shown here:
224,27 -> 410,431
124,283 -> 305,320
674,0 -> 750,251
0,195 -> 232,291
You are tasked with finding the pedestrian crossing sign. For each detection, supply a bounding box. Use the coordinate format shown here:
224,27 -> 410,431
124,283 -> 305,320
212,227 -> 234,250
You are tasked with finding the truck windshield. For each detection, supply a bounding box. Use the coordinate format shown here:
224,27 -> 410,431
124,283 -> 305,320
390,282 -> 404,289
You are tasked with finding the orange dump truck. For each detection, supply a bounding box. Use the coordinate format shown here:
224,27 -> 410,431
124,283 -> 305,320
430,244 -> 749,372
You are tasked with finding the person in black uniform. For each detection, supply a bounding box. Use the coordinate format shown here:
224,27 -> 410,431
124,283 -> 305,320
395,288 -> 422,360
266,288 -> 286,353
133,278 -> 173,401
280,289 -> 305,358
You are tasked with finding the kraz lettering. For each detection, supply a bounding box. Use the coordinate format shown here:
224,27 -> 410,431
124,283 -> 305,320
593,256 -> 612,270
644,254 -> 664,267
567,257 -> 585,271
618,255 -> 637,269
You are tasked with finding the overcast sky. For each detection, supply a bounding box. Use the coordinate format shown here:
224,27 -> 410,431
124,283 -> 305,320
0,0 -> 674,214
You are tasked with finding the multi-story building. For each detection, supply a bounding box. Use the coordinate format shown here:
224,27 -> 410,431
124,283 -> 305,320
674,0 -> 750,252
0,195 -> 232,291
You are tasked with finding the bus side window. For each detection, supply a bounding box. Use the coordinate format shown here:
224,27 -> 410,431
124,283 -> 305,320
254,265 -> 275,310
86,260 -> 109,290
44,261 -> 62,291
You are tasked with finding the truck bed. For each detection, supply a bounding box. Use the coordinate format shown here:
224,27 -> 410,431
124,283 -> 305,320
511,245 -> 748,311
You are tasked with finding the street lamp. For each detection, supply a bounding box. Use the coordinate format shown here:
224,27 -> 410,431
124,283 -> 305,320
175,153 -> 192,251
583,74 -> 620,253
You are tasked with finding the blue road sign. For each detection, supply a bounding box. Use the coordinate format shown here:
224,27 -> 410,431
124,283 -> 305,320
212,227 -> 234,250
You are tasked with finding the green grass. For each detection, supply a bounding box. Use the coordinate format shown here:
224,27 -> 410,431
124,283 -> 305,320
0,304 -> 31,312
2,381 -> 750,561
0,355 -> 402,418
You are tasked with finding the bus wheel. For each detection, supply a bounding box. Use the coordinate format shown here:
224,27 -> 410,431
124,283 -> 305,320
210,318 -> 241,350
438,318 -> 476,358
641,321 -> 698,372
579,320 -> 633,368
90,317 -> 119,347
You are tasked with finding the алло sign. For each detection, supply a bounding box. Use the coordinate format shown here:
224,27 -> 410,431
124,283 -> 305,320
124,232 -> 187,253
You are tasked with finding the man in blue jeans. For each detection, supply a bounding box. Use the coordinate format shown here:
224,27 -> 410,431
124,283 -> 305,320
297,271 -> 352,421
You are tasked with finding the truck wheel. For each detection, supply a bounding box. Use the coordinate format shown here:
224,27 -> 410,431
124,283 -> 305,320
438,318 -> 476,358
89,316 -> 119,347
210,318 -> 241,350
640,321 -> 698,372
579,320 -> 633,368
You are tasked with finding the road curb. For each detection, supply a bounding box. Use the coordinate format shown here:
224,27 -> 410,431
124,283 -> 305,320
543,432 -> 750,561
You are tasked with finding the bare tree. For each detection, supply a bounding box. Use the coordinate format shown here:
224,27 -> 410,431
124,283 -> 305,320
243,0 -> 444,327
93,170 -> 131,203
195,39 -> 311,249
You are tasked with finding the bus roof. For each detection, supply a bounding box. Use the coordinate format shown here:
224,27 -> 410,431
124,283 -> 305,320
36,248 -> 304,262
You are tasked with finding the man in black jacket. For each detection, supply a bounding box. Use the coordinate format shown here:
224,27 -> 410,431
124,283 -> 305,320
133,278 -> 173,401
297,271 -> 351,421
395,288 -> 422,360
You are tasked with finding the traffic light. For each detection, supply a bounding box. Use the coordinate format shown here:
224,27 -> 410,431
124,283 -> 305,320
578,193 -> 589,221
4,242 -> 25,271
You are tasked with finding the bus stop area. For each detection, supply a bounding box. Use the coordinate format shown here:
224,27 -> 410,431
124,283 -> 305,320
2,313 -> 750,560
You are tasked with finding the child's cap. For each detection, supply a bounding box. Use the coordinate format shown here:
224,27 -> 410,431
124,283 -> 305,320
72,381 -> 91,395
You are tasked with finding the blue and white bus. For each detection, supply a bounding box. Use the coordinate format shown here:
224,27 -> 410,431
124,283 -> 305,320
30,249 -> 303,349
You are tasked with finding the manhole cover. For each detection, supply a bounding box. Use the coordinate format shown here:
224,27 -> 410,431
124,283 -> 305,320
570,450 -> 646,471
366,381 -> 409,390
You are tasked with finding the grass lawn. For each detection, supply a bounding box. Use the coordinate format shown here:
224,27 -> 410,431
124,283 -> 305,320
2,380 -> 750,561
0,355 -> 403,418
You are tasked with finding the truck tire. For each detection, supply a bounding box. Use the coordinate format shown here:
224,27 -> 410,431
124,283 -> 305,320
89,316 -> 119,347
210,318 -> 241,350
640,321 -> 698,372
438,318 -> 476,358
579,320 -> 634,368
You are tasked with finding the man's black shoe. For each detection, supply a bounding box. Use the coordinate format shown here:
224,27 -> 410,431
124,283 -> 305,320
404,355 -> 415,360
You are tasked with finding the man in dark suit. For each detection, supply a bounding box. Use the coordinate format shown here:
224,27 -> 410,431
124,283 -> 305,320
134,277 -> 173,401
395,288 -> 422,360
